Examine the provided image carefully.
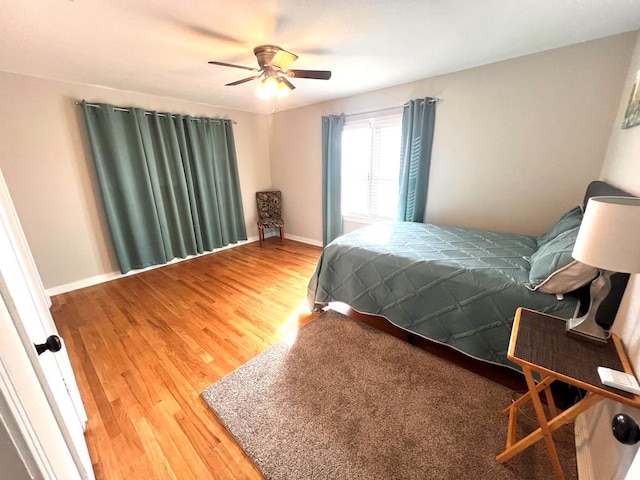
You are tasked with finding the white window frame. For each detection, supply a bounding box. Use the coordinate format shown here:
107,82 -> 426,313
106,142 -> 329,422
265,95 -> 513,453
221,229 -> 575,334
341,108 -> 403,225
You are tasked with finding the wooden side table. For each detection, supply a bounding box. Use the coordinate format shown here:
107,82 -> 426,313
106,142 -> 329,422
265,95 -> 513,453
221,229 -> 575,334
496,307 -> 640,480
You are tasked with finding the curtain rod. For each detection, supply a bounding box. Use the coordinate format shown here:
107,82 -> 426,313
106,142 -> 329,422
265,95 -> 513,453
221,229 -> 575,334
345,97 -> 441,118
416,97 -> 441,104
76,102 -> 237,124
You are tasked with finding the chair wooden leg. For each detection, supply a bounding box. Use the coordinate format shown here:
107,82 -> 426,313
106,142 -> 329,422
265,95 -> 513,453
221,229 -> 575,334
279,227 -> 285,245
258,227 -> 264,247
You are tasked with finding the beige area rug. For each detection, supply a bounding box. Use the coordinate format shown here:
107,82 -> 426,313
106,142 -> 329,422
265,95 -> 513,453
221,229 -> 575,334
201,309 -> 577,479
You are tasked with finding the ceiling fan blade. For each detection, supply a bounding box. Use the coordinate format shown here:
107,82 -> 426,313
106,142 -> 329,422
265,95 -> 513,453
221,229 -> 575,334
270,49 -> 298,70
225,75 -> 260,86
184,25 -> 246,46
286,69 -> 332,80
208,61 -> 260,72
280,77 -> 296,91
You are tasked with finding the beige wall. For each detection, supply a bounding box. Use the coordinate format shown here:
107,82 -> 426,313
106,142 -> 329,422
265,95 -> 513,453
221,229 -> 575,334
0,73 -> 271,291
576,31 -> 640,480
269,33 -> 636,243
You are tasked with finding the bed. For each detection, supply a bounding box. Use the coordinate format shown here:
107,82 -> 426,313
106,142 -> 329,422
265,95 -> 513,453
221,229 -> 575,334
307,181 -> 631,372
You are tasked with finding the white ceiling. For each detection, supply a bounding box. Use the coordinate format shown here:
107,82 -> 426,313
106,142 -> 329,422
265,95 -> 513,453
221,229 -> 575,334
1,0 -> 640,114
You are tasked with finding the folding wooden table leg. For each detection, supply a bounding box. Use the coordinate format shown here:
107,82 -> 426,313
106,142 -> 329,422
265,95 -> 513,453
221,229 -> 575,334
505,403 -> 518,449
497,389 -> 602,465
523,366 -> 564,480
502,376 -> 555,415
544,383 -> 558,418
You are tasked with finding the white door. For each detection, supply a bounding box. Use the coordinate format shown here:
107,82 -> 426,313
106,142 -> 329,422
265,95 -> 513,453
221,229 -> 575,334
0,168 -> 94,479
1,291 -> 81,480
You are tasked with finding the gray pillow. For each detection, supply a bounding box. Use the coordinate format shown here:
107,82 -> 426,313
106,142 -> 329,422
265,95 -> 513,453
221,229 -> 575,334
536,205 -> 583,247
527,226 -> 598,294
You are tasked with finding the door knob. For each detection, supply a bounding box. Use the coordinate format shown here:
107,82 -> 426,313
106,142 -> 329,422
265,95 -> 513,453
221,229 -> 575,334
34,335 -> 62,355
612,413 -> 640,445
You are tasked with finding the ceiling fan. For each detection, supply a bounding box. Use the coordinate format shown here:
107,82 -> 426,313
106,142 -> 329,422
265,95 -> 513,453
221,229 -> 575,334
208,45 -> 332,99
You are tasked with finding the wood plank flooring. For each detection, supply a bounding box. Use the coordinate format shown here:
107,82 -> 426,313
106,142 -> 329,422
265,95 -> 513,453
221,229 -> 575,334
51,239 -> 323,480
51,237 -> 529,479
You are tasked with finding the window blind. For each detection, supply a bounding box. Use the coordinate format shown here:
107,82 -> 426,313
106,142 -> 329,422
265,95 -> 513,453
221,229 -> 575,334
342,111 -> 403,219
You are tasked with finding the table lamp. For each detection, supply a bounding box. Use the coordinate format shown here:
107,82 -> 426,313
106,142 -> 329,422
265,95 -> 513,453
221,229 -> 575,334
566,196 -> 640,343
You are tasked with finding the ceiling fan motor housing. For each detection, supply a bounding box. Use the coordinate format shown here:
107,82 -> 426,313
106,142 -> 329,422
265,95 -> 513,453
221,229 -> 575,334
254,45 -> 294,70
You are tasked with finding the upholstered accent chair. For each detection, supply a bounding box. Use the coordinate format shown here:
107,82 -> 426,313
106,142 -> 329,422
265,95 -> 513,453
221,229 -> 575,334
256,191 -> 284,247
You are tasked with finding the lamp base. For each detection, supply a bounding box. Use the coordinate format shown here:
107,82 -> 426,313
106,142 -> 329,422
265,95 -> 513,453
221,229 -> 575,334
565,269 -> 612,344
566,314 -> 608,344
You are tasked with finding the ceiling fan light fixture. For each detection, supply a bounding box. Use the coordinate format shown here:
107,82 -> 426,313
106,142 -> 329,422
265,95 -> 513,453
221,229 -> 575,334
276,78 -> 291,99
255,76 -> 291,100
255,76 -> 278,99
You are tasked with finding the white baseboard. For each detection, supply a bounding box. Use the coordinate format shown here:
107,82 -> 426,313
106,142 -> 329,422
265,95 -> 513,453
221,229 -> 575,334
46,233 -> 322,296
46,272 -> 122,297
262,228 -> 322,247
284,233 -> 323,247
575,414 -> 595,480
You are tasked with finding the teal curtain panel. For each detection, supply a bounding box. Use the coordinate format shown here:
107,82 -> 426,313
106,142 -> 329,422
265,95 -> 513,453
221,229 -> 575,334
81,101 -> 247,273
321,114 -> 345,246
398,98 -> 436,223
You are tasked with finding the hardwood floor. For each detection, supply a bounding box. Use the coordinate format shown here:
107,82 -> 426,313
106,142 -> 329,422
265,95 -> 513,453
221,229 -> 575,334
51,239 -> 323,480
52,237 -> 529,479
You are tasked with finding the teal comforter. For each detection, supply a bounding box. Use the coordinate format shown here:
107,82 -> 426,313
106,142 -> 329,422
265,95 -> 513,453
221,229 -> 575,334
307,222 -> 579,371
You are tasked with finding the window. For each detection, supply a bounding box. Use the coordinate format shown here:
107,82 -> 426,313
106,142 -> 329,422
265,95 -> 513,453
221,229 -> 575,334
341,111 -> 403,220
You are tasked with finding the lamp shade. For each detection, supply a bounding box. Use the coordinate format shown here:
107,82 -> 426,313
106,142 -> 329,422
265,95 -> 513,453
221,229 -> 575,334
572,196 -> 640,273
